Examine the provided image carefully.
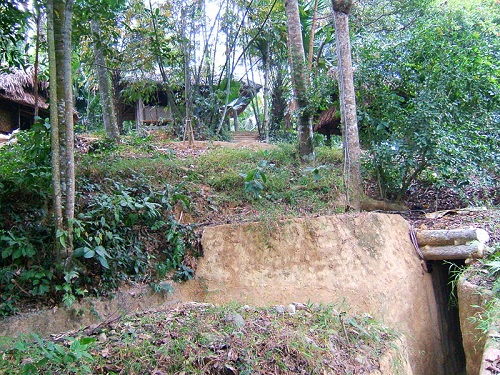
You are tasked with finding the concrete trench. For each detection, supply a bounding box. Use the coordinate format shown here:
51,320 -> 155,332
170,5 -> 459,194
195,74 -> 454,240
1,212 -> 486,374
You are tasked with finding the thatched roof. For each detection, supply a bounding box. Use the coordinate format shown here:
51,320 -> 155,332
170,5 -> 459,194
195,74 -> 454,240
0,68 -> 49,109
314,107 -> 341,136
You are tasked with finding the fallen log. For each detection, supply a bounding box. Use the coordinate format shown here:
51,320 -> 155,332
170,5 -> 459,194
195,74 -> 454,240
416,228 -> 490,247
360,197 -> 408,212
421,243 -> 485,261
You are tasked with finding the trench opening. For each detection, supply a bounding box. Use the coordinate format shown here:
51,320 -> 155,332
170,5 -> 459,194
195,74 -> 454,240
431,260 -> 467,375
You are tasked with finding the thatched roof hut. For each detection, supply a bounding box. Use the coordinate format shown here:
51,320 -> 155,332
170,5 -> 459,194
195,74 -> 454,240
0,68 -> 49,134
313,107 -> 341,146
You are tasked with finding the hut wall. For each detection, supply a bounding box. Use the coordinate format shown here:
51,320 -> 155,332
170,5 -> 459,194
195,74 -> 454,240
0,107 -> 15,133
143,106 -> 171,124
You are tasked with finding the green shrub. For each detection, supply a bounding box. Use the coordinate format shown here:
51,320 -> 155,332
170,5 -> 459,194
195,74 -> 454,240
73,180 -> 198,293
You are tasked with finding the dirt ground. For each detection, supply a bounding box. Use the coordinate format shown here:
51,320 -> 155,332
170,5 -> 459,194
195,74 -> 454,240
163,139 -> 499,241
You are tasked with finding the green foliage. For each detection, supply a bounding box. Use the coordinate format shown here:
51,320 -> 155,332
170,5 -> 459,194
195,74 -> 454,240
483,245 -> 500,297
72,180 -> 196,292
0,0 -> 29,69
54,270 -> 87,308
240,160 -> 269,199
459,244 -> 500,335
86,137 -> 119,154
0,123 -> 56,315
218,77 -> 242,104
173,264 -> 195,282
150,280 -> 175,295
304,165 -> 328,183
0,127 -> 199,314
0,120 -> 52,202
468,297 -> 500,337
357,3 -> 500,201
0,229 -> 54,315
1,231 -> 36,262
4,334 -> 95,374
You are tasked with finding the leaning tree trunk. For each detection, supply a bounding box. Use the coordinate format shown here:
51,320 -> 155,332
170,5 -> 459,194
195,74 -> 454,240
332,0 -> 362,210
285,0 -> 314,162
91,19 -> 119,140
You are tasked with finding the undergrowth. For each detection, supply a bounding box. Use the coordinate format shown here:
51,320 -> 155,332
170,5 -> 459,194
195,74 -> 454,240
0,303 -> 399,374
0,129 -> 344,316
463,244 -> 500,336
0,129 -> 198,316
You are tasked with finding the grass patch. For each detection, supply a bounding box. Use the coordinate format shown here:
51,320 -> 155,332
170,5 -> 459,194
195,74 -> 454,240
0,303 -> 398,374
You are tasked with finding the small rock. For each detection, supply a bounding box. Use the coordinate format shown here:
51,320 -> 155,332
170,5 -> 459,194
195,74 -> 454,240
292,302 -> 307,311
355,355 -> 368,364
360,344 -> 372,352
274,305 -> 285,314
225,313 -> 245,328
241,305 -> 255,312
311,303 -> 322,311
98,332 -> 107,342
285,304 -> 296,314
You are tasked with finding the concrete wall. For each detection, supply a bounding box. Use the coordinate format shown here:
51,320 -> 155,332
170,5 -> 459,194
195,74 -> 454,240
196,213 -> 444,375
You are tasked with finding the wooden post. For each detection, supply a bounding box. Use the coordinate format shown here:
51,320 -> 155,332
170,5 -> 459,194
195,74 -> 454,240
136,97 -> 144,134
416,228 -> 490,247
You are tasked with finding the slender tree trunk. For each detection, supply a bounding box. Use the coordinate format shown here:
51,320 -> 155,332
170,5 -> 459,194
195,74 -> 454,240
136,97 -> 144,133
216,0 -> 233,135
91,19 -> 119,140
332,0 -> 362,210
47,0 -> 63,253
244,46 -> 262,134
263,42 -> 270,143
308,0 -> 319,71
285,0 -> 314,162
50,0 -> 75,259
33,0 -> 41,120
182,10 -> 194,145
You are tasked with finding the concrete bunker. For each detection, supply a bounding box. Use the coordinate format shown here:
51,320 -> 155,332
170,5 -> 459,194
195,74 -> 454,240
195,212 -> 469,375
1,212 -> 487,374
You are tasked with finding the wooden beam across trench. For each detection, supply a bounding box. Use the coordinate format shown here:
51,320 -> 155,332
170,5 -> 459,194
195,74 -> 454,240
415,228 -> 490,261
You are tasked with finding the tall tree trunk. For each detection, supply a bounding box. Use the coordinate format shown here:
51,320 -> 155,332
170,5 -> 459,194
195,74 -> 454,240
263,42 -> 270,143
47,0 -> 62,251
182,9 -> 194,145
136,97 -> 144,133
243,45 -> 262,135
332,0 -> 362,210
285,0 -> 314,162
307,0 -> 320,71
91,19 -> 119,140
49,0 -> 75,260
216,0 -> 233,135
33,0 -> 41,120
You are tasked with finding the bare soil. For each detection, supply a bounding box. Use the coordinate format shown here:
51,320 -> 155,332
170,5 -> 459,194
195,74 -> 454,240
163,140 -> 499,242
